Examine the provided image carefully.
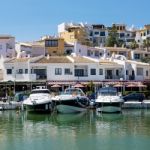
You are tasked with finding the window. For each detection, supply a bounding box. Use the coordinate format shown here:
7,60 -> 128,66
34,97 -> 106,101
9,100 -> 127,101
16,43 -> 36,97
99,69 -> 103,75
65,68 -> 72,75
99,53 -> 102,56
7,69 -> 12,74
146,70 -> 149,76
137,68 -> 143,76
90,31 -> 93,36
75,69 -> 87,77
126,70 -> 128,75
45,40 -> 58,47
55,68 -> 62,75
66,49 -> 72,55
127,34 -> 130,37
31,69 -> 33,74
116,70 -> 119,76
95,51 -> 99,57
100,32 -> 105,36
134,54 -> 140,59
120,33 -> 125,38
90,69 -> 96,75
94,32 -> 99,35
25,69 -> 28,74
18,69 -> 23,74
87,50 -> 91,56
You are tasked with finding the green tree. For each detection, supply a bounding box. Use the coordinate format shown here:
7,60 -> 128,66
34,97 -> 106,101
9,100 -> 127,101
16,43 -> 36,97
143,38 -> 150,51
141,57 -> 150,63
130,40 -> 139,49
86,81 -> 95,96
106,25 -> 119,47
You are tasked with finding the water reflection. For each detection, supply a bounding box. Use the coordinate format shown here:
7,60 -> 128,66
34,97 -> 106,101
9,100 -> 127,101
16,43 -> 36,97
0,110 -> 150,150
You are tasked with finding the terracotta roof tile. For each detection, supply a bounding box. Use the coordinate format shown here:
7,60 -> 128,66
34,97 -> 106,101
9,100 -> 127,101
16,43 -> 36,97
99,60 -> 121,66
5,58 -> 29,63
34,56 -> 71,63
71,56 -> 95,63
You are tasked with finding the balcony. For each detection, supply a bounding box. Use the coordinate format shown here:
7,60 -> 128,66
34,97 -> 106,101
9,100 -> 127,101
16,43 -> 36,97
105,75 -> 124,80
5,74 -> 36,82
36,75 -> 47,80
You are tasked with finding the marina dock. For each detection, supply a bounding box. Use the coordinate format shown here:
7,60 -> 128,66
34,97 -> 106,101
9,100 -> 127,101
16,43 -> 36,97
122,100 -> 150,109
1,100 -> 150,111
0,101 -> 22,110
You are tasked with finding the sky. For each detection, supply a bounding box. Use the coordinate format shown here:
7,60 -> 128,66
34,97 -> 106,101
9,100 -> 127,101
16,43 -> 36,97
0,0 -> 149,41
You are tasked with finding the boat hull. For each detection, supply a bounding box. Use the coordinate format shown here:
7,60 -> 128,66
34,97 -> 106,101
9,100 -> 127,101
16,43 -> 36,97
96,102 -> 122,113
56,104 -> 87,113
24,102 -> 53,113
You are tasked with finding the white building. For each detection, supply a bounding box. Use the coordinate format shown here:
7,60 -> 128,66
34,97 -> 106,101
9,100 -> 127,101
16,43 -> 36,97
130,50 -> 150,61
3,55 -> 150,83
0,35 -> 16,58
114,55 -> 150,81
74,42 -> 108,59
92,24 -> 108,47
16,42 -> 45,58
135,25 -> 150,47
64,42 -> 74,55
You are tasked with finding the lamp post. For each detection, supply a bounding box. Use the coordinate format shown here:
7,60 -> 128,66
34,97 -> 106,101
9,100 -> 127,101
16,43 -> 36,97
120,78 -> 123,95
12,67 -> 16,95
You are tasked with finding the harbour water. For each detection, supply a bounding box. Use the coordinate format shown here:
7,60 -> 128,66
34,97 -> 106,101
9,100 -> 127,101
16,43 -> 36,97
0,110 -> 150,150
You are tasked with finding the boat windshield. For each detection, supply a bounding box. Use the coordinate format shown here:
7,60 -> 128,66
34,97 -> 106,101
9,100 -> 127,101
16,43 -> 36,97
98,87 -> 117,96
31,90 -> 50,94
64,88 -> 85,96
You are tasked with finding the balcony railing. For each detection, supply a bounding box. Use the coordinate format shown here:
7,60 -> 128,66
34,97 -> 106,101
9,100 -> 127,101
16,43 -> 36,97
105,75 -> 124,80
36,75 -> 47,80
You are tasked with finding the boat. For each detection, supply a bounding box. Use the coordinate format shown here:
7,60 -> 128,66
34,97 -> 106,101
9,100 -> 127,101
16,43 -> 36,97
23,87 -> 53,113
52,87 -> 90,113
95,87 -> 124,113
0,106 -> 3,111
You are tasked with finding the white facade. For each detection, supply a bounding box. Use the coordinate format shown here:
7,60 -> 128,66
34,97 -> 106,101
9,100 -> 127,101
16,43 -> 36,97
0,35 -> 15,58
74,42 -> 108,59
114,55 -> 150,80
64,43 -> 74,55
92,24 -> 108,47
3,59 -> 36,82
15,42 -> 32,57
16,42 -> 45,57
3,55 -> 150,82
58,22 -> 138,47
131,50 -> 150,61
135,25 -> 150,46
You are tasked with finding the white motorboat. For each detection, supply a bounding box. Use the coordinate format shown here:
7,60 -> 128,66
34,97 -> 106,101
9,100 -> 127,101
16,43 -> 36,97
95,87 -> 124,113
52,88 -> 90,113
23,87 -> 53,113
